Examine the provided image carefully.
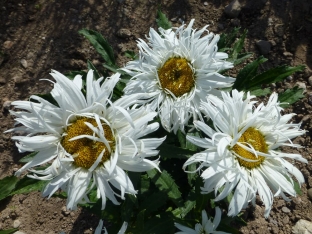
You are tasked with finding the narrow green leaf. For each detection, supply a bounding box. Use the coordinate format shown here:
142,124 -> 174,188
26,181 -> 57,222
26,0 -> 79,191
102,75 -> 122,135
278,86 -> 305,107
140,191 -> 167,215
233,56 -> 268,91
247,65 -> 305,89
0,176 -> 19,201
0,228 -> 19,234
19,152 -> 37,163
177,130 -> 186,148
124,50 -> 138,60
10,177 -> 48,196
218,27 -> 240,51
156,10 -> 172,30
233,52 -> 253,66
87,60 -> 101,80
229,29 -> 248,61
140,174 -> 151,195
186,132 -> 199,151
250,88 -> 271,97
195,177 -> 210,213
79,29 -> 115,65
293,180 -> 302,195
147,169 -> 183,206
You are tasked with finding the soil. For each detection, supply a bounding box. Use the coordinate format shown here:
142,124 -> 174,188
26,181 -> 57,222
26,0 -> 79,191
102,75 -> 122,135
0,0 -> 312,233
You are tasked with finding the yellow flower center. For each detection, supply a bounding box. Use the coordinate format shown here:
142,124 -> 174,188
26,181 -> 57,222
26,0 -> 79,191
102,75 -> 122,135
158,57 -> 195,97
232,127 -> 268,169
61,117 -> 114,169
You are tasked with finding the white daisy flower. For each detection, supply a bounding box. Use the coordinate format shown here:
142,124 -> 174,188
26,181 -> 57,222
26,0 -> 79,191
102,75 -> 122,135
95,220 -> 128,234
183,90 -> 307,218
175,207 -> 229,234
7,70 -> 165,210
122,19 -> 234,133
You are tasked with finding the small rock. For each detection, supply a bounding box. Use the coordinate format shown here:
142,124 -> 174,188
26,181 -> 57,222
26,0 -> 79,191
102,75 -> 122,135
286,76 -> 293,81
224,0 -> 241,18
256,40 -> 271,55
20,59 -> 27,68
204,1 -> 208,6
308,76 -> 312,86
217,23 -> 224,30
3,100 -> 12,110
269,40 -> 276,47
13,219 -> 21,228
268,18 -> 273,26
26,52 -> 35,59
295,82 -> 307,93
282,215 -> 290,224
170,17 -> 177,22
13,75 -> 25,84
116,28 -> 131,38
307,188 -> 312,200
292,219 -> 312,234
13,231 -> 26,234
283,51 -> 293,57
61,206 -> 70,216
282,206 -> 290,213
3,40 -> 13,49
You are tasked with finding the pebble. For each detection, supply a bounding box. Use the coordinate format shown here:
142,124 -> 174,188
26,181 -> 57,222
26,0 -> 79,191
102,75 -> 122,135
204,2 -> 208,6
13,232 -> 26,234
283,51 -> 293,57
292,219 -> 312,234
2,100 -> 12,110
13,219 -> 21,228
282,207 -> 290,213
3,40 -> 13,49
13,75 -> 25,84
61,206 -> 70,216
224,0 -> 241,18
116,28 -> 131,38
307,188 -> 312,200
20,59 -> 28,68
308,76 -> 312,86
295,82 -> 307,93
256,40 -> 271,55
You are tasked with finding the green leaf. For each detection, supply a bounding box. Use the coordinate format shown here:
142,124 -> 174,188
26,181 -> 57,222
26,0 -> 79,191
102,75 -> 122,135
233,52 -> 253,66
247,65 -> 305,89
140,191 -> 167,215
32,93 -> 59,107
186,132 -> 199,151
87,60 -> 101,80
177,130 -> 186,149
218,27 -> 240,51
140,174 -> 151,195
0,176 -> 19,201
147,169 -> 183,206
19,152 -> 37,163
10,176 -> 48,196
0,228 -> 19,234
79,29 -> 115,65
229,29 -> 248,62
293,180 -> 302,195
124,50 -> 138,60
195,177 -> 210,213
172,200 -> 196,218
156,10 -> 172,30
187,163 -> 197,186
278,86 -> 305,107
250,88 -> 271,97
233,56 -> 268,91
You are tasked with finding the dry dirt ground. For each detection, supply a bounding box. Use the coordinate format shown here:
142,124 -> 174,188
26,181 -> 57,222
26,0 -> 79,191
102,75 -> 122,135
0,0 -> 312,233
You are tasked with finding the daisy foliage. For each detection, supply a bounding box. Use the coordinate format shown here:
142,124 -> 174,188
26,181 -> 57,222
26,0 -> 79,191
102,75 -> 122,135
6,69 -> 165,211
183,90 -> 307,217
122,19 -> 234,133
